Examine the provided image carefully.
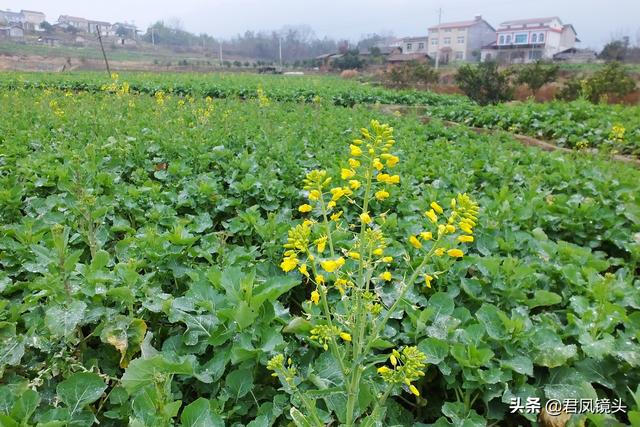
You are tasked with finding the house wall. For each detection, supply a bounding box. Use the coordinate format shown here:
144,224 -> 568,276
428,27 -> 467,59
467,21 -> 496,62
403,39 -> 428,54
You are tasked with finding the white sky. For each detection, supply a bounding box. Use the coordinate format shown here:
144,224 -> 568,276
4,0 -> 640,49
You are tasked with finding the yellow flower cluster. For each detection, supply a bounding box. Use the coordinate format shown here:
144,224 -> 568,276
610,124 -> 625,141
377,347 -> 427,396
310,324 -> 351,350
154,90 -> 166,106
257,85 -> 270,107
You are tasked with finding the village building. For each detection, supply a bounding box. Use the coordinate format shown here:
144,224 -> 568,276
428,15 -> 496,63
480,17 -> 579,63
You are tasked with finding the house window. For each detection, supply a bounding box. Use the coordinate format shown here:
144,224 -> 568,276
506,35 -> 512,44
444,37 -> 451,45
538,33 -> 545,42
406,43 -> 412,51
499,35 -> 505,45
531,33 -> 537,43
431,38 -> 438,45
418,42 -> 424,49
444,28 -> 452,32
455,51 -> 464,60
457,36 -> 465,44
514,33 -> 528,44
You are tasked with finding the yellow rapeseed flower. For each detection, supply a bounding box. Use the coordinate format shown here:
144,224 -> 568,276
425,209 -> 438,224
315,275 -> 325,285
420,231 -> 433,241
424,274 -> 433,288
310,290 -> 320,305
340,332 -> 352,342
373,248 -> 384,256
409,235 -> 422,249
350,145 -> 362,156
377,366 -> 391,374
315,235 -> 328,253
360,212 -> 372,224
458,235 -> 474,243
348,158 -> 360,168
348,251 -> 360,260
349,180 -> 361,190
373,158 -> 384,171
382,256 -> 393,263
298,204 -> 312,213
280,256 -> 298,272
330,211 -> 343,221
386,155 -> 399,167
341,168 -> 356,180
375,190 -> 390,201
321,257 -> 345,273
308,190 -> 321,201
409,384 -> 420,396
431,201 -> 444,214
298,264 -> 309,277
447,249 -> 464,258
390,354 -> 398,366
380,271 -> 392,281
445,224 -> 456,233
434,248 -> 445,257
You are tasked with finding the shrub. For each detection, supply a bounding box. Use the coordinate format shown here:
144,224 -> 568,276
515,60 -> 559,96
386,61 -> 439,86
557,62 -> 636,103
455,62 -> 513,105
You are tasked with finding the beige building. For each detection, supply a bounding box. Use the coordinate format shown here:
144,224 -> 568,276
428,15 -> 496,63
20,10 -> 45,31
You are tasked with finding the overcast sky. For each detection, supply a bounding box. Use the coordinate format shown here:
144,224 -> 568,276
4,0 -> 640,48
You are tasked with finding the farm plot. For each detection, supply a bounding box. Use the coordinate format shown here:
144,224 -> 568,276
0,79 -> 639,426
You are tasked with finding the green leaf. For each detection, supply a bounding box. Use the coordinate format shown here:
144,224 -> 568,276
500,356 -> 533,376
476,303 -> 509,341
10,389 -> 40,423
289,407 -> 313,427
224,368 -> 253,399
44,301 -> 87,338
527,290 -> 562,308
0,323 -> 25,368
530,329 -> 577,368
417,338 -> 449,364
181,398 -> 223,427
121,354 -> 195,395
56,372 -> 106,415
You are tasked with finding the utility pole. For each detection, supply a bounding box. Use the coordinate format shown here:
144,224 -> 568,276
151,27 -> 155,46
219,42 -> 223,66
96,26 -> 111,78
278,36 -> 283,67
434,7 -> 442,70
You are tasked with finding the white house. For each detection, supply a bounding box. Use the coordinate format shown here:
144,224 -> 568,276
481,17 -> 579,63
20,10 -> 45,31
428,15 -> 496,63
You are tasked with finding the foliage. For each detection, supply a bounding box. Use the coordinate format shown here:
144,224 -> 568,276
271,121 -> 479,425
599,40 -> 628,62
331,49 -> 366,71
0,76 -> 639,425
387,62 -> 439,86
515,60 -> 559,96
582,61 -> 637,103
455,62 -> 514,105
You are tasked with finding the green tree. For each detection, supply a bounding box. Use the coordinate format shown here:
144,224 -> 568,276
599,40 -> 627,62
455,62 -> 513,105
332,49 -> 365,70
515,60 -> 559,97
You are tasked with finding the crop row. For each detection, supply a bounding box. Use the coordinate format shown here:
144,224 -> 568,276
0,86 -> 639,426
1,71 -> 638,157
